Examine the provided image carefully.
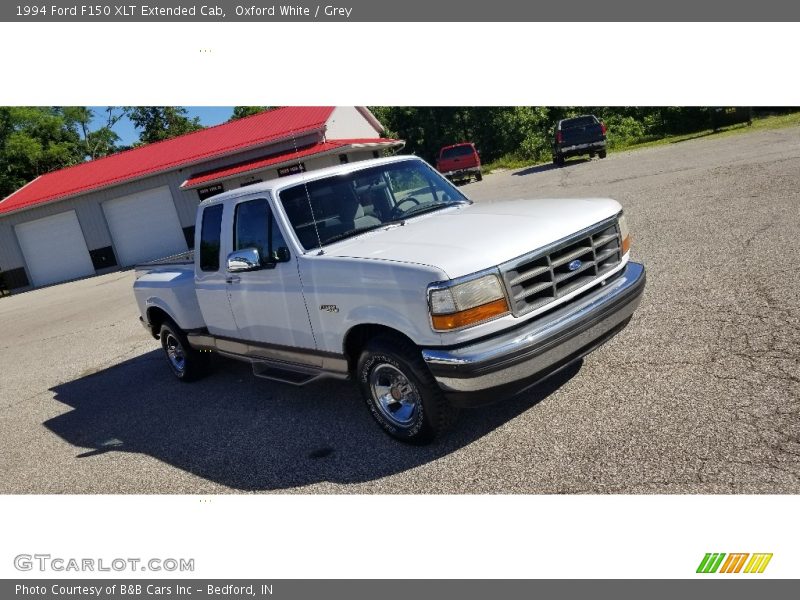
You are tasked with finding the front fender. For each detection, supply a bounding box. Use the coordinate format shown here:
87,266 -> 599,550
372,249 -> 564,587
341,305 -> 440,350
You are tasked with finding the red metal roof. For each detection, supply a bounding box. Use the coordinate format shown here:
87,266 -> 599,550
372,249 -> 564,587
182,139 -> 404,189
0,107 -> 335,215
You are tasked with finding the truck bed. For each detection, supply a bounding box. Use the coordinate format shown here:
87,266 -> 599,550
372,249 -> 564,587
138,250 -> 194,267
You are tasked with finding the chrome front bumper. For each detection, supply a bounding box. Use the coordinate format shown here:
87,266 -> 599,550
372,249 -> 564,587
421,262 -> 646,394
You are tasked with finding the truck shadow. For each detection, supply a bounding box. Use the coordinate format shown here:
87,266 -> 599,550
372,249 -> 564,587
513,159 -> 590,177
45,350 -> 581,492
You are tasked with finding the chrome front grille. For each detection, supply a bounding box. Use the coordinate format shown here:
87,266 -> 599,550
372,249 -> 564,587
501,218 -> 623,316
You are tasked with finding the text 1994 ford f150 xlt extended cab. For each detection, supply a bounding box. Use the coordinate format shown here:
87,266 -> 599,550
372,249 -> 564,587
134,156 -> 645,444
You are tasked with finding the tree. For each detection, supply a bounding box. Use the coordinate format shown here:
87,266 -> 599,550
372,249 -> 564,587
0,107 -> 86,199
125,107 -> 203,144
230,106 -> 273,120
62,106 -> 124,160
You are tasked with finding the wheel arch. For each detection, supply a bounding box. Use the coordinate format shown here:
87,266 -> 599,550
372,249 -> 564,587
146,305 -> 178,339
343,323 -> 418,374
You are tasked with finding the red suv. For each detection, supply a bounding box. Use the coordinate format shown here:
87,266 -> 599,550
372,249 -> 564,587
436,142 -> 482,184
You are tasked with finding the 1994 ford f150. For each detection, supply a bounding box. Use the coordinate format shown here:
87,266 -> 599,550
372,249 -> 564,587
134,156 -> 646,443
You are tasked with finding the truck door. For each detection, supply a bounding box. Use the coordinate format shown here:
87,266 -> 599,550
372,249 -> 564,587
195,202 -> 239,338
225,196 -> 316,350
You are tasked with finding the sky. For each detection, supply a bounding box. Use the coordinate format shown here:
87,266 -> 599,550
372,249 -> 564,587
89,107 -> 235,146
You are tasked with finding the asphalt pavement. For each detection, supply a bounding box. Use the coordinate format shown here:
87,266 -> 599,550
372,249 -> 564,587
1,125 -> 798,493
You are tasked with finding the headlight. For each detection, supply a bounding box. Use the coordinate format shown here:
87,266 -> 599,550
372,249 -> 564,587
428,273 -> 510,331
618,212 -> 631,255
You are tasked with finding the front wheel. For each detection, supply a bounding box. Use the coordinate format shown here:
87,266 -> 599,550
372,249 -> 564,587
356,335 -> 457,444
598,150 -> 607,159
160,320 -> 209,382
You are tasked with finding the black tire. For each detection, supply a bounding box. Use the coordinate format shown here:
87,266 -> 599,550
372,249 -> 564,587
589,152 -> 596,158
598,150 -> 607,159
475,171 -> 483,182
556,154 -> 565,167
159,320 -> 209,382
356,334 -> 457,444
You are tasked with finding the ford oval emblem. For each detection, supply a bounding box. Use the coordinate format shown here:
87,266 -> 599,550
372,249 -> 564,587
568,259 -> 582,272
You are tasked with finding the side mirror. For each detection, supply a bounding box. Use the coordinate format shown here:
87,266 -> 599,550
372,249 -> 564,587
227,248 -> 261,272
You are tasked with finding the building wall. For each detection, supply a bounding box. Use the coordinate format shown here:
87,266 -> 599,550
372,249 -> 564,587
0,132 -> 323,282
325,106 -> 382,139
185,149 -> 383,194
0,140 -> 384,289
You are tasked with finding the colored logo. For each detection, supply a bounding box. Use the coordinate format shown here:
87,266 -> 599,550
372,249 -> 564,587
567,259 -> 582,272
696,553 -> 773,574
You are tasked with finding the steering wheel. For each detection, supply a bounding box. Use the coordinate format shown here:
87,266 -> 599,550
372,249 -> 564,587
389,197 -> 420,220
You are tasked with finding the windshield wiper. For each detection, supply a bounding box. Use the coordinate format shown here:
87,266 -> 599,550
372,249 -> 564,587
400,200 -> 466,219
321,223 -> 387,246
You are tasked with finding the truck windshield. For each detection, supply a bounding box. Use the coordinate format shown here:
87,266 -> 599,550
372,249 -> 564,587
279,160 -> 470,250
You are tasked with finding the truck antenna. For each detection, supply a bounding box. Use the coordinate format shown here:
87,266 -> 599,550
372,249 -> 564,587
292,134 -> 324,255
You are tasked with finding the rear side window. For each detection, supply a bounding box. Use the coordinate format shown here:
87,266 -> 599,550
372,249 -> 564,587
199,204 -> 224,272
234,198 -> 290,265
440,145 -> 475,159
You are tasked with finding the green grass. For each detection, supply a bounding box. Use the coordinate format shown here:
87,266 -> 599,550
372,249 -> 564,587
483,111 -> 800,174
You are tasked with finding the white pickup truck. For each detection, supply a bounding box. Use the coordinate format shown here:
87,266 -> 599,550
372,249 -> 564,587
134,156 -> 645,443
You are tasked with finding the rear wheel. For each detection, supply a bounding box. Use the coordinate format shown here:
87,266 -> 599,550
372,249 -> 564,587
475,171 -> 483,182
356,335 -> 457,444
160,320 -> 208,382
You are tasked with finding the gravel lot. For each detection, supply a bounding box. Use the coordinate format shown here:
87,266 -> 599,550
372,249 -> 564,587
1,125 -> 798,493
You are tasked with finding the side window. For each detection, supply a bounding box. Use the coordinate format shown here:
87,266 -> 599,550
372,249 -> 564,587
234,198 -> 290,265
199,204 -> 224,272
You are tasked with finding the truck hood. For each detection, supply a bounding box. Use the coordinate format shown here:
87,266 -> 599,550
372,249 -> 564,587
325,197 -> 622,279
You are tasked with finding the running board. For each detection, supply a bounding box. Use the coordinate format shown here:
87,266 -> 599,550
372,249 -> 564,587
186,332 -> 350,382
251,360 -> 323,386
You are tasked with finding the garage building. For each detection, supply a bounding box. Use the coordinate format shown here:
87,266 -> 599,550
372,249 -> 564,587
0,106 -> 403,290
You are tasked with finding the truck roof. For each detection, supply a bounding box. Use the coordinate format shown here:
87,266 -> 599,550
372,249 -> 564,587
440,142 -> 475,150
198,154 -> 423,207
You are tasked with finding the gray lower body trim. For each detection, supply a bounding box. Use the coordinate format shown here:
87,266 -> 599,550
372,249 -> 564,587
187,332 -> 349,384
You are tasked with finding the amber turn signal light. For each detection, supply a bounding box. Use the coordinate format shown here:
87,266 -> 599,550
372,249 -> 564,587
431,298 -> 510,331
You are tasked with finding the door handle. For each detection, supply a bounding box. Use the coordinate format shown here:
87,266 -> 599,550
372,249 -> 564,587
226,276 -> 241,284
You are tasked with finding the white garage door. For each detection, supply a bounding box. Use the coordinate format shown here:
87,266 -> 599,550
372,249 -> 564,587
103,186 -> 187,266
15,210 -> 95,287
